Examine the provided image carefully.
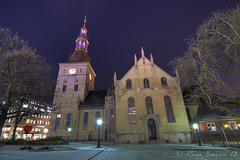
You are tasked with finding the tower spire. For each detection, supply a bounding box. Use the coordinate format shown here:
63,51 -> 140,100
134,54 -> 137,65
141,47 -> 145,57
83,15 -> 87,28
69,16 -> 90,62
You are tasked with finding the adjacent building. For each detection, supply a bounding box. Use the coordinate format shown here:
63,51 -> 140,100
1,100 -> 52,140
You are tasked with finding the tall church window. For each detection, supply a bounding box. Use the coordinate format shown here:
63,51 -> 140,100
83,112 -> 88,130
143,78 -> 150,88
126,79 -> 132,89
78,41 -> 81,47
54,114 -> 61,131
110,109 -> 114,121
83,41 -> 86,48
128,97 -> 136,124
65,113 -> 71,131
161,77 -> 168,87
164,95 -> 175,122
95,111 -> 100,129
146,96 -> 154,114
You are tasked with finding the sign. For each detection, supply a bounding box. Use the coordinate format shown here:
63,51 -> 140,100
24,125 -> 33,134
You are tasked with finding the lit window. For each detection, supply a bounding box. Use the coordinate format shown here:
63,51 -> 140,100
83,41 -> 86,48
33,120 -> 36,124
228,121 -> 238,130
78,41 -> 81,47
207,122 -> 217,131
23,104 -> 28,108
128,97 -> 136,124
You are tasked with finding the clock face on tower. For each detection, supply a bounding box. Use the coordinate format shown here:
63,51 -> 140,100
69,68 -> 76,75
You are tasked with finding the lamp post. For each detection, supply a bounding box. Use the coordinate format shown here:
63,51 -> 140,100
193,123 -> 201,146
96,119 -> 102,148
68,128 -> 72,141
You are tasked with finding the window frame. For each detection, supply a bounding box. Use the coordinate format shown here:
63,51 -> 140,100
164,95 -> 175,123
128,97 -> 136,124
126,79 -> 132,89
65,113 -> 71,131
161,77 -> 168,87
54,114 -> 61,131
143,78 -> 150,88
206,122 -> 217,131
83,112 -> 89,130
228,121 -> 238,130
145,96 -> 154,114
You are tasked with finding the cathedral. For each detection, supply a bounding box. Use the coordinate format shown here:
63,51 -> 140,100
48,18 -> 191,144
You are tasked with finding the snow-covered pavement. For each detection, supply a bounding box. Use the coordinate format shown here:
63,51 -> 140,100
0,142 -> 239,160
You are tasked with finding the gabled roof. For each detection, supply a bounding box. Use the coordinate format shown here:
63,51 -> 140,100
193,113 -> 239,121
78,90 -> 107,108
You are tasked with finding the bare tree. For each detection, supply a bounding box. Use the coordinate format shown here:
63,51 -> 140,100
0,27 -> 54,138
171,5 -> 240,115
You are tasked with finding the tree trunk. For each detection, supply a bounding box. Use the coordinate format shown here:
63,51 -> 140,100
0,109 -> 8,138
11,116 -> 18,140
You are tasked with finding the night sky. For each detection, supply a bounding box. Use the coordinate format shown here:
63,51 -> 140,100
0,0 -> 239,90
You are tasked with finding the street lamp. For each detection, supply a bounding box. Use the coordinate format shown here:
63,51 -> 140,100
97,119 -> 102,148
68,128 -> 72,141
193,123 -> 201,146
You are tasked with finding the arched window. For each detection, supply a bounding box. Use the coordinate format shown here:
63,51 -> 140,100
128,97 -> 136,124
95,111 -> 100,129
83,41 -> 86,48
62,80 -> 67,92
83,112 -> 88,130
126,79 -> 132,89
143,78 -> 150,88
65,113 -> 71,131
78,41 -> 81,47
164,96 -> 175,122
161,77 -> 168,87
146,96 -> 154,114
110,109 -> 114,121
54,114 -> 61,131
74,80 -> 79,91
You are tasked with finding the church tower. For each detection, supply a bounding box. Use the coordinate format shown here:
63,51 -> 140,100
48,16 -> 96,139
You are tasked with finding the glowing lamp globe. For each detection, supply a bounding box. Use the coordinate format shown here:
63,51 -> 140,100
193,123 -> 199,129
68,128 -> 72,132
97,119 -> 102,125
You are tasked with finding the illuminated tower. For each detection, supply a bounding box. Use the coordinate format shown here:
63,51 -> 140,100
69,15 -> 91,62
49,16 -> 96,139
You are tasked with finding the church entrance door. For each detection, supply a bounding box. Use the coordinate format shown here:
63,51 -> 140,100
148,119 -> 157,140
